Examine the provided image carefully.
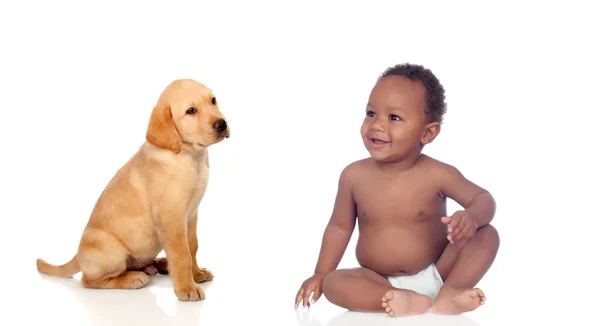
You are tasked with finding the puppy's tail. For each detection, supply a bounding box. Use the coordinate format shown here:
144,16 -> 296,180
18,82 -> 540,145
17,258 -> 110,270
36,255 -> 80,278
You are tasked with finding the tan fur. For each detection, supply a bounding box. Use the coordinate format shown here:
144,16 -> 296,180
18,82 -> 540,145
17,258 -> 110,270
36,79 -> 229,301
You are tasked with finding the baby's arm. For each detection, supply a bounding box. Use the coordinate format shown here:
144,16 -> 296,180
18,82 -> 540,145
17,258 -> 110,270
438,163 -> 496,228
295,164 -> 359,309
313,164 -> 358,274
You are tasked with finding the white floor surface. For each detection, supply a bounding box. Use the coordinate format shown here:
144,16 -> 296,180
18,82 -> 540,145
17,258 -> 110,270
7,231 -> 598,326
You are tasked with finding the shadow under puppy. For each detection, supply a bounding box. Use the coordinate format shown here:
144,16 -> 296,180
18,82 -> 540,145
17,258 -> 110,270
37,79 -> 230,301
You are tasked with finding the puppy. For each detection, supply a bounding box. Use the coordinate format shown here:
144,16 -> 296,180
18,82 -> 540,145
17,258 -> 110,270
36,79 -> 229,301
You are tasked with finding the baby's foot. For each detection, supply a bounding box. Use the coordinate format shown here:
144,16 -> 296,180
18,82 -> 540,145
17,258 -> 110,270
432,287 -> 486,315
381,289 -> 431,317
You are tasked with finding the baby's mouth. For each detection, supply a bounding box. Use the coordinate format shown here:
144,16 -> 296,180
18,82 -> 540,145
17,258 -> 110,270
370,137 -> 390,145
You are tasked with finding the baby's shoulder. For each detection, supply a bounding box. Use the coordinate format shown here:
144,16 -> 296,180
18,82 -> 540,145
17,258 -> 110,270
338,158 -> 371,182
418,155 -> 464,180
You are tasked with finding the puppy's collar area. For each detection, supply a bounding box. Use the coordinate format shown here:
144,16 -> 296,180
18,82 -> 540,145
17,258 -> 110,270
182,141 -> 207,151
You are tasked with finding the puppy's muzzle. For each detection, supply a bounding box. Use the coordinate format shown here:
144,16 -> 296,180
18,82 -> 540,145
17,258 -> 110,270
213,119 -> 229,138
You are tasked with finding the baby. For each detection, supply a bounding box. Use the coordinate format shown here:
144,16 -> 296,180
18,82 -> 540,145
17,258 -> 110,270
294,63 -> 499,317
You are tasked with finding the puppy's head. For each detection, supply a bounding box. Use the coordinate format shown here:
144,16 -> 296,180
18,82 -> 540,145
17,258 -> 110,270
146,79 -> 230,153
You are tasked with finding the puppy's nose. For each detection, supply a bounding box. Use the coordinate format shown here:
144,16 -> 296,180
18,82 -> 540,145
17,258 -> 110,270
213,119 -> 227,132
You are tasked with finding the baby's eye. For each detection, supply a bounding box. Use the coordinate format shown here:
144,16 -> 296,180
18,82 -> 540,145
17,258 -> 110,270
366,111 -> 376,117
389,115 -> 402,121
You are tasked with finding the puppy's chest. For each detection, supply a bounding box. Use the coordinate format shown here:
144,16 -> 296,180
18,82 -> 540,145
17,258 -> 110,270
188,175 -> 208,207
184,167 -> 209,218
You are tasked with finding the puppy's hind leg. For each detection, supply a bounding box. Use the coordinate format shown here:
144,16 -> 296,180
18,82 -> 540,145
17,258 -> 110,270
151,257 -> 169,275
77,228 -> 150,290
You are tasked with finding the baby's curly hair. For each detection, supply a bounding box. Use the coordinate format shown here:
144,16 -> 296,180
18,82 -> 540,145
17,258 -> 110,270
379,63 -> 447,124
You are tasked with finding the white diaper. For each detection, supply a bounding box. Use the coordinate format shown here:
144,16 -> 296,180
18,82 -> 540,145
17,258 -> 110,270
386,264 -> 444,302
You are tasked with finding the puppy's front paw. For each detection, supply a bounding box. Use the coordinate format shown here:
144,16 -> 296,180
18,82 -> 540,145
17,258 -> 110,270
194,267 -> 214,283
175,283 -> 205,301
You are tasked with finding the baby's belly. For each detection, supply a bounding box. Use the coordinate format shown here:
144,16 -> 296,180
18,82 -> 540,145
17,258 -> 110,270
355,225 -> 448,276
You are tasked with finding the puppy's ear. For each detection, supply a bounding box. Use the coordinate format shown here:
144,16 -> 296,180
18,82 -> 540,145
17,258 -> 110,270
146,104 -> 182,153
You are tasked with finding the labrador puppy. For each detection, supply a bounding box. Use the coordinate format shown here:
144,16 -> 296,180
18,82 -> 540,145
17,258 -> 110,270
36,79 -> 229,301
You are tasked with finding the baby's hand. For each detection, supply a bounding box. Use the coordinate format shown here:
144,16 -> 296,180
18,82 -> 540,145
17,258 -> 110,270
441,210 -> 478,244
295,273 -> 327,309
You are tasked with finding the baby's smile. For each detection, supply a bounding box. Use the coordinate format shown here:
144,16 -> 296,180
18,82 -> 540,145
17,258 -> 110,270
369,136 -> 391,147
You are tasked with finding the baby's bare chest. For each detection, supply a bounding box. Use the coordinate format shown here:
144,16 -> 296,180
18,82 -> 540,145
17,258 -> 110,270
353,176 -> 446,225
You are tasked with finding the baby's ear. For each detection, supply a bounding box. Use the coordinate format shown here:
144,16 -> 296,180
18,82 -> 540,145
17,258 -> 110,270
421,122 -> 441,145
146,103 -> 182,153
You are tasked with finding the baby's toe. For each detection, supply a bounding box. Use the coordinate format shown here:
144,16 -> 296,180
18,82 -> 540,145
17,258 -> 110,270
382,302 -> 389,308
383,290 -> 394,300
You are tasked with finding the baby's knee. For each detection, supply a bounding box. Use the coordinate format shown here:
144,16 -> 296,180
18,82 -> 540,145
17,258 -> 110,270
321,270 -> 340,293
322,269 -> 351,297
476,224 -> 500,249
321,274 -> 333,300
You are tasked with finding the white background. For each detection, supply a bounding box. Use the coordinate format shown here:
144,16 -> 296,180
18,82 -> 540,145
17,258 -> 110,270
1,1 -> 598,325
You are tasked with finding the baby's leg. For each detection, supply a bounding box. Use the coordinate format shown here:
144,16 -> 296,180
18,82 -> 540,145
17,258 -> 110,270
432,224 -> 500,314
322,267 -> 430,316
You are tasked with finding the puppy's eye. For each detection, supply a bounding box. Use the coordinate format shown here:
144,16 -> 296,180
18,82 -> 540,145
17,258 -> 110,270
211,97 -> 217,105
186,107 -> 196,115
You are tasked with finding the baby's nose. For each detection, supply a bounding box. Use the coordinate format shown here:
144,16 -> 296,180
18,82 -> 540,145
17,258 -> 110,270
370,122 -> 385,131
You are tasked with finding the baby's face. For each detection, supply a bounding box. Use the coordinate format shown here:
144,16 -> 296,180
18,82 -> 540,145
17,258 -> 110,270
360,76 -> 430,162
